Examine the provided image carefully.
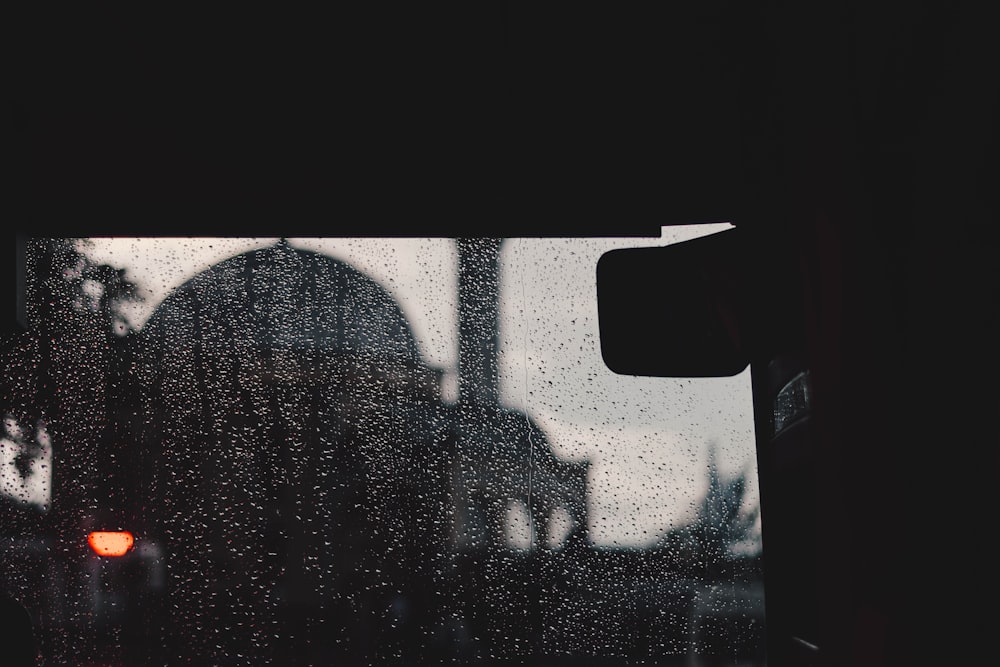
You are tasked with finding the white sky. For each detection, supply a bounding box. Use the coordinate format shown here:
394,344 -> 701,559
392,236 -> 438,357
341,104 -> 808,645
80,227 -> 759,547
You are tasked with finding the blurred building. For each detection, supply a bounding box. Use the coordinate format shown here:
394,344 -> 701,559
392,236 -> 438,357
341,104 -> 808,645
2,238 -> 762,665
124,239 -> 593,663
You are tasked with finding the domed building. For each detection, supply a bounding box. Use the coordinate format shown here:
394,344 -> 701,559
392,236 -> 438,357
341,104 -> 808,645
122,239 -> 592,664
3,238 -> 764,664
128,241 -> 457,664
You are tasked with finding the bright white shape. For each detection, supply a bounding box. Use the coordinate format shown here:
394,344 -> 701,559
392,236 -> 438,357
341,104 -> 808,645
0,420 -> 52,510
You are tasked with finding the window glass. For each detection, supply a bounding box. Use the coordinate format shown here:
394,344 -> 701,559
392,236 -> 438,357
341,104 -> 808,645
1,232 -> 764,665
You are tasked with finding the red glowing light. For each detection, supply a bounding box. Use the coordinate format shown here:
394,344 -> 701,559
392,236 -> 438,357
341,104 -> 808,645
87,531 -> 135,557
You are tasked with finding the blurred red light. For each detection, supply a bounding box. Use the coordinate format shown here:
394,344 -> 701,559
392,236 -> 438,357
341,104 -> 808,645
87,531 -> 135,557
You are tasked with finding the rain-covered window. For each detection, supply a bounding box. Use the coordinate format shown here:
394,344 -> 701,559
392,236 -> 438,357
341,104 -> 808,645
1,233 -> 764,665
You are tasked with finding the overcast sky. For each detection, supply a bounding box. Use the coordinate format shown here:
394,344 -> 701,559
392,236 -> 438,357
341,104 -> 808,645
81,227 -> 758,548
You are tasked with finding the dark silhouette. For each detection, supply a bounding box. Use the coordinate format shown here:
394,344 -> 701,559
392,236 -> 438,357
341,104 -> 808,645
1,588 -> 37,667
9,3 -> 1000,664
3,238 -> 764,665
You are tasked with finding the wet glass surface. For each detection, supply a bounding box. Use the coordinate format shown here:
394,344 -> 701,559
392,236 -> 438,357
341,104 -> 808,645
1,233 -> 764,665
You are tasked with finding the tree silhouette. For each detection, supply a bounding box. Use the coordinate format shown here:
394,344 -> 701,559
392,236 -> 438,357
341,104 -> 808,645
28,238 -> 142,337
2,239 -> 144,521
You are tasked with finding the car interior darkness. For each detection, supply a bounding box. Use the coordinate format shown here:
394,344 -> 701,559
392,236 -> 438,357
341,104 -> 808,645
6,3 -> 998,666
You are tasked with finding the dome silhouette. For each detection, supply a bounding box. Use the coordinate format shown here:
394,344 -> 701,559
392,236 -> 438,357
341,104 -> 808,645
143,240 -> 423,367
129,240 -> 452,663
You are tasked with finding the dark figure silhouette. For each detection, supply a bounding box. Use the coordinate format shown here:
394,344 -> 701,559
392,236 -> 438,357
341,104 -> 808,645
1,589 -> 38,666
